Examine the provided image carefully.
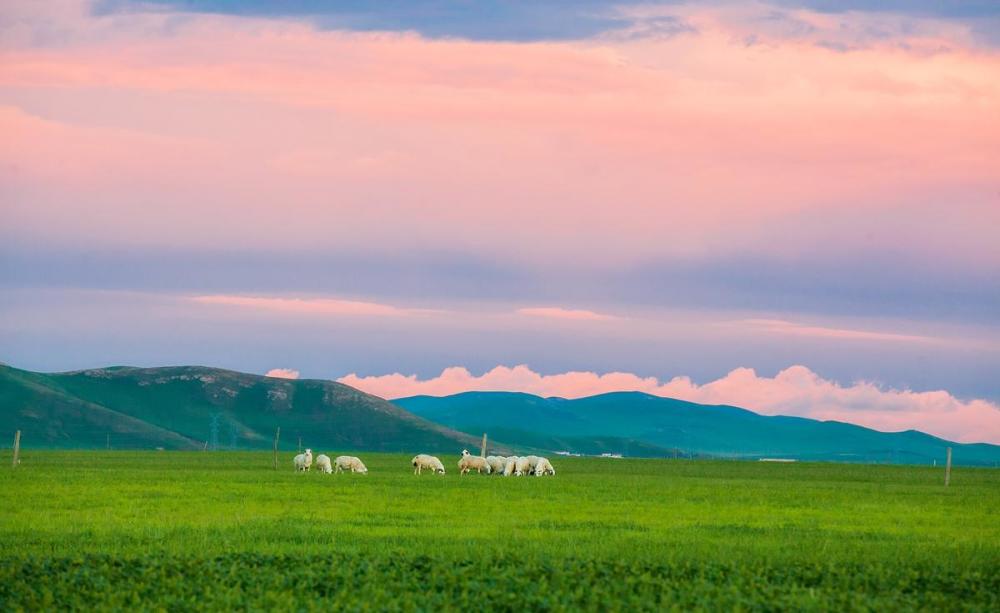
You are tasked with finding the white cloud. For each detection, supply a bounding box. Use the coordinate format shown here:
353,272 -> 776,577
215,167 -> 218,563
339,364 -> 1000,444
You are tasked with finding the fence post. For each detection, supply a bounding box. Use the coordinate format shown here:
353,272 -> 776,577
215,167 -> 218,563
944,447 -> 952,487
12,430 -> 21,468
273,427 -> 280,471
481,433 -> 487,458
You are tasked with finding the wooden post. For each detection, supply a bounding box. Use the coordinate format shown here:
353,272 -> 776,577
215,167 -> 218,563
944,447 -> 952,487
480,433 -> 488,458
12,430 -> 21,468
273,427 -> 280,471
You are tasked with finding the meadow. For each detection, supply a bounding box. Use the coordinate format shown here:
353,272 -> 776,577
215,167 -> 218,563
1,451 -> 998,611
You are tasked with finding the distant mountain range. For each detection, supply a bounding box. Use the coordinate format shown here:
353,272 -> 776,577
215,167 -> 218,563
394,391 -> 1000,466
0,364 -> 486,453
3,363 -> 997,466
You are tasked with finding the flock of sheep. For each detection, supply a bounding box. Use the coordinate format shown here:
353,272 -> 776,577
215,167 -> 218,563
293,448 -> 556,477
455,449 -> 556,476
293,449 -> 368,474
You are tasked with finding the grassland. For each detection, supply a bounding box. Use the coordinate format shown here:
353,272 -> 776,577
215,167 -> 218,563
1,451 -> 998,611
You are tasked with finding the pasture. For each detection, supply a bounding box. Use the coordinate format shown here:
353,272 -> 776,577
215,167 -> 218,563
1,451 -> 998,610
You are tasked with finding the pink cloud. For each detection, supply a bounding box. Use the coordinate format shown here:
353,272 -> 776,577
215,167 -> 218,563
339,364 -> 1000,444
190,295 -> 427,317
0,2 -> 997,266
516,307 -> 618,321
265,368 -> 299,379
734,319 -> 935,343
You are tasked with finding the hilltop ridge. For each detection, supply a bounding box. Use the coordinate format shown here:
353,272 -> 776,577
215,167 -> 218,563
0,364 -> 485,452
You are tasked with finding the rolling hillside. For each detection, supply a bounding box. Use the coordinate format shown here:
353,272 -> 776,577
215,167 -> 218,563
394,391 -> 1000,466
0,364 -> 486,453
5,363 -> 996,465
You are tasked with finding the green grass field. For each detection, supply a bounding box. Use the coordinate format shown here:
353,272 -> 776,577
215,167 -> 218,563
1,451 -> 998,611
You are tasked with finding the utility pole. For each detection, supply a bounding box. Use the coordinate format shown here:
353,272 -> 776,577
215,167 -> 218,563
209,414 -> 220,451
273,427 -> 280,471
12,430 -> 21,468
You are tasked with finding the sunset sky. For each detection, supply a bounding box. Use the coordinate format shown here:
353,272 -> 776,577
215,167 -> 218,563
2,1 -> 998,443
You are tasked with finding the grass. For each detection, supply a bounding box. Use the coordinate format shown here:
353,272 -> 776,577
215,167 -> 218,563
1,451 -> 998,610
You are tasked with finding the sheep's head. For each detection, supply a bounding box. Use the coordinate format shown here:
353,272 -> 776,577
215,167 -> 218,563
461,449 -> 470,457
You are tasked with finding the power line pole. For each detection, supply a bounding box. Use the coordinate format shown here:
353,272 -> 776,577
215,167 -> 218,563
12,430 -> 21,468
273,427 -> 280,471
209,414 -> 220,451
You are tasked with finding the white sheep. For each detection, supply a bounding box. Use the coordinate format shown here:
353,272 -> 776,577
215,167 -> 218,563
412,454 -> 446,475
534,457 -> 555,476
458,449 -> 492,475
314,454 -> 333,474
485,455 -> 507,474
335,455 -> 368,474
525,455 -> 543,474
503,456 -> 521,476
515,456 -> 533,476
293,448 -> 313,472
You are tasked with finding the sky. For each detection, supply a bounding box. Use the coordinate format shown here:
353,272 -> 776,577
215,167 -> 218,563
1,1 -> 998,443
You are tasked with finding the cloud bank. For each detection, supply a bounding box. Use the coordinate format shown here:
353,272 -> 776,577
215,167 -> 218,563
2,1 -> 997,271
339,364 -> 1000,444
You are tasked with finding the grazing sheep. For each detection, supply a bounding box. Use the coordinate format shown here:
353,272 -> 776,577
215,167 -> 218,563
525,455 -> 543,474
335,455 -> 368,474
412,454 -> 446,475
515,456 -> 533,476
534,457 -> 555,476
314,454 -> 333,474
503,456 -> 521,476
485,455 -> 507,474
458,449 -> 492,475
293,448 -> 314,472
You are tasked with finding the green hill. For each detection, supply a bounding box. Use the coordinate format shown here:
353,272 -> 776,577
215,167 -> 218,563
394,391 -> 1000,466
0,364 -> 486,453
